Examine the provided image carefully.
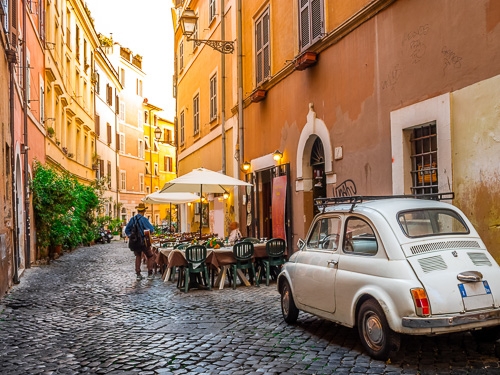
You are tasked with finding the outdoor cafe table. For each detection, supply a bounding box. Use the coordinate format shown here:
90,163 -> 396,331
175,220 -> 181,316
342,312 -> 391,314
156,243 -> 268,289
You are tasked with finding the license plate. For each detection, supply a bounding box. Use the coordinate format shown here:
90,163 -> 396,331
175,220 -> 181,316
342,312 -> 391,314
458,281 -> 493,311
458,280 -> 491,297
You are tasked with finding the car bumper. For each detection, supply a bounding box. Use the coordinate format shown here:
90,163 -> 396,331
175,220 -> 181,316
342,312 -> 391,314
402,309 -> 500,329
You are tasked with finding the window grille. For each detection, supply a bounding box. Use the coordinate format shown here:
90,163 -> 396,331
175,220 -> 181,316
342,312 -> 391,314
410,122 -> 438,195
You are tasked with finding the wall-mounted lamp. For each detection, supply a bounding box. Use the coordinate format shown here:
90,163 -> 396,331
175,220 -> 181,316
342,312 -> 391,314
154,126 -> 175,146
43,117 -> 55,124
223,191 -> 230,200
179,8 -> 235,54
242,161 -> 251,172
273,150 -> 283,161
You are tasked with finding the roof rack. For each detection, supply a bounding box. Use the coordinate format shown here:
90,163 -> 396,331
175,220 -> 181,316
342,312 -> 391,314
314,192 -> 454,213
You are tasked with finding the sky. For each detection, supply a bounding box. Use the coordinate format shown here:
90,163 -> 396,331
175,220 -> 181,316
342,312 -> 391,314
85,0 -> 176,119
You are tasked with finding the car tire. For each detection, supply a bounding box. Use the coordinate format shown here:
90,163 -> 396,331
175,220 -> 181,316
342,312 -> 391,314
281,279 -> 299,324
357,299 -> 400,360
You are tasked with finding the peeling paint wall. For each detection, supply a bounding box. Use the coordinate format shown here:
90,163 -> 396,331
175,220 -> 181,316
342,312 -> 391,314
452,75 -> 500,261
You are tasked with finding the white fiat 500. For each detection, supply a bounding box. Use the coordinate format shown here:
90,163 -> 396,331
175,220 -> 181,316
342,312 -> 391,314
278,194 -> 500,360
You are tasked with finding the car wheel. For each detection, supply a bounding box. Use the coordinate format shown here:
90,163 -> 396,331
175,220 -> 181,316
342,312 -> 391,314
281,280 -> 299,324
357,299 -> 400,360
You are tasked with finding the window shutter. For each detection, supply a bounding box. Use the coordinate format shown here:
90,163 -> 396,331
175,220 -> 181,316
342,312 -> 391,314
300,0 -> 310,49
95,114 -> 100,136
115,95 -> 120,114
256,17 -> 263,84
107,123 -> 112,144
263,12 -> 270,80
116,133 -> 120,151
311,0 -> 323,41
99,159 -> 105,177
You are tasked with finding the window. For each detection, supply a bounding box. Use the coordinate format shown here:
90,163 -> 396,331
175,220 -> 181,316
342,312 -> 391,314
192,18 -> 198,51
146,186 -> 151,194
119,102 -> 125,121
144,135 -> 150,151
179,41 -> 184,71
343,218 -> 378,255
106,84 -> 113,106
210,74 -> 217,121
398,209 -> 469,238
410,122 -> 438,195
139,174 -> 144,192
120,171 -> 126,190
154,162 -> 159,176
119,133 -> 125,153
75,25 -> 80,61
255,8 -> 270,85
95,72 -> 100,94
107,123 -> 112,145
180,110 -> 185,144
209,0 -> 216,23
107,161 -> 112,187
145,161 -> 151,175
299,0 -> 324,51
307,217 -> 341,250
164,156 -> 173,172
193,94 -> 200,135
94,113 -> 101,137
136,79 -> 143,96
138,139 -> 144,158
40,82 -> 45,124
119,68 -> 125,87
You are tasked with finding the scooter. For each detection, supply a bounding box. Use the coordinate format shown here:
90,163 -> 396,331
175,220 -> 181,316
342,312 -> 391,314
96,228 -> 113,243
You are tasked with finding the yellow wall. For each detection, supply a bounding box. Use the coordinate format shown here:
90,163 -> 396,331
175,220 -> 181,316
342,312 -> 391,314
452,74 -> 500,260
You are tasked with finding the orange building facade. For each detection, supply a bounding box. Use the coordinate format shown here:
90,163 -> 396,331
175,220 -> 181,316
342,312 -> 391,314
174,0 -> 500,258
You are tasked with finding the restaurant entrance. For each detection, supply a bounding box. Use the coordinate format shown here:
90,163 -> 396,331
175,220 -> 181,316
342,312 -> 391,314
243,164 -> 292,253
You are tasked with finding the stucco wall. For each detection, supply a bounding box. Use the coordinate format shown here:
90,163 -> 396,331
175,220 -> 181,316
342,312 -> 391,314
452,75 -> 500,261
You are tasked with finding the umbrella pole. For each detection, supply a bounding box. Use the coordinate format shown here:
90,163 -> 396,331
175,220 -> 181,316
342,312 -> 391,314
199,185 -> 203,240
169,203 -> 172,233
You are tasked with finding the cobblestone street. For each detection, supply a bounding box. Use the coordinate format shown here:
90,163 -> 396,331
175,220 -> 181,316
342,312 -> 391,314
1,241 -> 500,374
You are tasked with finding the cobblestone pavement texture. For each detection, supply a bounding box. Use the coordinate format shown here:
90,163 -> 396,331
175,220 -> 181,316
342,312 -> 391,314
1,241 -> 500,374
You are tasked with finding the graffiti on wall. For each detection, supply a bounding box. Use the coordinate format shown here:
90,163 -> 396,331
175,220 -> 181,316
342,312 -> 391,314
334,179 -> 357,197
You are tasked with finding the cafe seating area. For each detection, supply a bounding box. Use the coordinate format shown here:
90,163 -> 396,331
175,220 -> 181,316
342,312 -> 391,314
151,235 -> 287,293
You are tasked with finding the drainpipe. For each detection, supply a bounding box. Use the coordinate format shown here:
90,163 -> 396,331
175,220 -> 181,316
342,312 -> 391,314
22,0 -> 31,268
8,43 -> 20,284
220,0 -> 226,174
237,0 -> 243,169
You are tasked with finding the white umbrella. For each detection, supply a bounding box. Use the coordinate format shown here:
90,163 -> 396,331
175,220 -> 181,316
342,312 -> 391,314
142,192 -> 200,205
160,167 -> 251,194
142,192 -> 200,233
160,167 -> 252,239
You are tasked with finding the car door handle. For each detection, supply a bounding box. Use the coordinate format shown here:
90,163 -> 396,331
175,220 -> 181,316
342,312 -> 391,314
327,260 -> 338,267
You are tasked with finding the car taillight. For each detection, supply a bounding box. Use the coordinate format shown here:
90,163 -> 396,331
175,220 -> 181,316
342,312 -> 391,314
410,288 -> 430,317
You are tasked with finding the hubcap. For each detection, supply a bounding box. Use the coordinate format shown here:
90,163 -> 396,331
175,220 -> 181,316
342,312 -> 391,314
364,313 -> 383,348
282,287 -> 290,315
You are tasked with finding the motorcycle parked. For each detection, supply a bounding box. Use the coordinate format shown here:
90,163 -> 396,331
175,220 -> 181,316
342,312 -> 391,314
96,228 -> 113,244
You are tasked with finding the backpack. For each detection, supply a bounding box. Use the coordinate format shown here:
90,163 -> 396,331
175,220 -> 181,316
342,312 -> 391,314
128,216 -> 146,251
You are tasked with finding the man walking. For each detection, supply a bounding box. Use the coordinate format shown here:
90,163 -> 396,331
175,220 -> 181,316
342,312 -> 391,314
125,203 -> 155,280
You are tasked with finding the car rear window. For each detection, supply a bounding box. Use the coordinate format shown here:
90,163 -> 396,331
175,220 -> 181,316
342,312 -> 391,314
398,209 -> 469,238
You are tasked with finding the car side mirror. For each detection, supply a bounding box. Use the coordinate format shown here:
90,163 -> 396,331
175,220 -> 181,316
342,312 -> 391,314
297,238 -> 305,250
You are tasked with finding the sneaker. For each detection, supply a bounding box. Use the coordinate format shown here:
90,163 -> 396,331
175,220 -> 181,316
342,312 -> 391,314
147,273 -> 154,280
136,274 -> 143,281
